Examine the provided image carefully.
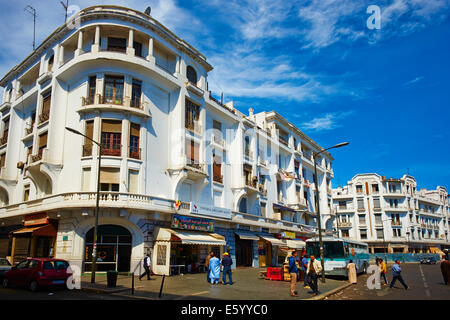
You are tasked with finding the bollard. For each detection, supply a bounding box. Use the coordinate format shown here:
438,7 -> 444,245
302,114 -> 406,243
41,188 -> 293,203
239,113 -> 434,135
131,272 -> 135,295
159,274 -> 165,298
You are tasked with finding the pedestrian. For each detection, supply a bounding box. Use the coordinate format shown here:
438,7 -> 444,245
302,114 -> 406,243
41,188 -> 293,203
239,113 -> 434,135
209,253 -> 221,284
375,257 -> 379,266
205,251 -> 214,283
139,253 -> 152,281
444,249 -> 449,261
221,252 -> 233,285
389,260 -> 408,290
379,258 -> 388,285
347,259 -> 357,284
306,255 -> 322,296
301,254 -> 309,288
288,251 -> 298,296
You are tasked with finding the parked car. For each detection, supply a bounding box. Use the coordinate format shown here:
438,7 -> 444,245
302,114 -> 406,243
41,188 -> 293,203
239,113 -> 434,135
2,258 -> 72,292
0,258 -> 12,279
420,257 -> 438,265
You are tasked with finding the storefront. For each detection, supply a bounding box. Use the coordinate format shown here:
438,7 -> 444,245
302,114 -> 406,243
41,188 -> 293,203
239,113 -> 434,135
234,231 -> 259,267
258,234 -> 286,267
9,213 -> 57,264
153,214 -> 226,275
84,224 -> 132,272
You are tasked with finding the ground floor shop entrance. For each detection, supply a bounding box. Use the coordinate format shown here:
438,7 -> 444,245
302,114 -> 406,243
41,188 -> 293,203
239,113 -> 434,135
235,236 -> 253,267
84,224 -> 132,272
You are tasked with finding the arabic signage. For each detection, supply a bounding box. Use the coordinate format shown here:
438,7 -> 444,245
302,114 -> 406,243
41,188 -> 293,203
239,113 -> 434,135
190,202 -> 232,220
171,214 -> 215,232
24,213 -> 49,226
280,231 -> 296,239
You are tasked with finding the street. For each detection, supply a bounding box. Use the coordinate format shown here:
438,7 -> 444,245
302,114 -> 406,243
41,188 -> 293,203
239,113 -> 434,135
327,263 -> 450,300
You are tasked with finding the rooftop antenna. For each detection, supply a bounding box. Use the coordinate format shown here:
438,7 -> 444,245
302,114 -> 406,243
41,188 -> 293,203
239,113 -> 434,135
220,92 -> 223,105
24,5 -> 37,50
144,6 -> 151,16
60,0 -> 69,23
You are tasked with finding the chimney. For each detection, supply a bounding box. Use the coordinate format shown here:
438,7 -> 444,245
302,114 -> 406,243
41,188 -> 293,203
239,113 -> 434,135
249,108 -> 254,116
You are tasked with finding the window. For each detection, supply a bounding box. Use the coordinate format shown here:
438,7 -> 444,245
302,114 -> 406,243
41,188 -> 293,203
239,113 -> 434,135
156,244 -> 167,266
104,76 -> 124,105
40,92 -> 51,123
133,41 -> 143,57
128,169 -> 139,194
341,229 -> 349,238
338,201 -> 347,209
101,120 -> 122,156
38,132 -> 48,159
357,198 -> 365,210
360,229 -> 367,240
129,123 -> 140,159
375,214 -> 382,225
0,153 -> 5,168
1,118 -> 9,145
376,229 -> 384,239
83,120 -> 94,157
358,214 -> 366,225
392,228 -> 401,238
100,167 -> 120,191
373,197 -> 381,209
212,120 -> 222,144
186,66 -> 198,84
238,197 -> 247,213
372,184 -> 379,193
294,160 -> 300,177
24,185 -> 30,201
48,55 -> 54,72
82,168 -> 91,191
261,202 -> 266,217
356,185 -> 363,193
213,152 -> 222,183
244,136 -> 250,157
131,79 -> 142,108
88,76 -> 96,104
244,164 -> 253,187
185,139 -> 200,166
107,37 -> 127,52
185,99 -> 200,131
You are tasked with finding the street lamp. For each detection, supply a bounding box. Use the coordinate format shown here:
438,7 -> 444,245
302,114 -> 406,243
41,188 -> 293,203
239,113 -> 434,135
381,218 -> 392,264
66,127 -> 102,284
312,141 -> 349,283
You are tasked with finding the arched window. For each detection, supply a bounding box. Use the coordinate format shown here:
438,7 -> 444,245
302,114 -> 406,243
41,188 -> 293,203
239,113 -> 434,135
238,197 -> 247,213
186,66 -> 197,84
48,55 -> 54,72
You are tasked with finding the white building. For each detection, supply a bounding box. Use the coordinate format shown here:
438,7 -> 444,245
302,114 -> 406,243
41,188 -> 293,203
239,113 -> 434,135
332,173 -> 450,253
0,5 -> 334,275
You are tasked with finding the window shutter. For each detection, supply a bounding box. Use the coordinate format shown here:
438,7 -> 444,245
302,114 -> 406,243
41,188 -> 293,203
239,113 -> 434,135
130,123 -> 140,137
39,132 -> 48,148
100,167 -> 120,184
102,120 -> 122,133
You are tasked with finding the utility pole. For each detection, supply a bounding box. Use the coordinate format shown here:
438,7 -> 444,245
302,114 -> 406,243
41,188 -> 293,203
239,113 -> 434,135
24,5 -> 37,51
60,0 -> 69,23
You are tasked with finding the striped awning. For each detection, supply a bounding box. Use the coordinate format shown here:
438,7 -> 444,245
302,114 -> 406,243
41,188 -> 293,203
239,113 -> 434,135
235,232 -> 259,241
259,235 -> 286,246
285,239 -> 306,249
156,228 -> 226,246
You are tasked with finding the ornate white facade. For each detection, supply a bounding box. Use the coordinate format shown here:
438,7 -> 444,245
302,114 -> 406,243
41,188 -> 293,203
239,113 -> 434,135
0,6 -> 334,274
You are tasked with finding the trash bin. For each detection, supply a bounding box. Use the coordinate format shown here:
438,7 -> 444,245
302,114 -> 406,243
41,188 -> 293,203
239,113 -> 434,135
107,270 -> 118,288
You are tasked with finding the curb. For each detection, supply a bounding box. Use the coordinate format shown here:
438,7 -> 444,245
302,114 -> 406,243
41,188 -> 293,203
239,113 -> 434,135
81,286 -> 131,295
305,282 -> 354,300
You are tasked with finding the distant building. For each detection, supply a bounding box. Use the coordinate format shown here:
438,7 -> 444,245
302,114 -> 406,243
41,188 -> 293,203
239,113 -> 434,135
332,173 -> 450,253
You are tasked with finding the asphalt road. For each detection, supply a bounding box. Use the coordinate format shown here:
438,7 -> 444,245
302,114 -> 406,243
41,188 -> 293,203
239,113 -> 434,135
327,263 -> 450,300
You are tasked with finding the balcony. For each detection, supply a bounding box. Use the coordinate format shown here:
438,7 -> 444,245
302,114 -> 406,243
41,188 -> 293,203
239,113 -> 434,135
391,220 -> 402,226
211,133 -> 225,148
213,174 -> 223,184
185,121 -> 202,135
0,135 -> 7,146
336,204 -> 355,212
0,102 -> 11,112
258,184 -> 267,197
25,126 -> 34,136
78,94 -> 151,119
278,136 -> 289,147
244,149 -> 253,160
82,144 -> 93,157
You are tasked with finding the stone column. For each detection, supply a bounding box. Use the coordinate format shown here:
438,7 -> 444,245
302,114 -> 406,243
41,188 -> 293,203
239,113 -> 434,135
59,45 -> 65,66
127,29 -> 135,56
92,26 -> 100,53
146,36 -> 155,63
75,30 -> 84,57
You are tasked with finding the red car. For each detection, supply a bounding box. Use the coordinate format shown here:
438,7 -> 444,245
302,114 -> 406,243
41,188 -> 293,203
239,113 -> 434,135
2,258 -> 72,292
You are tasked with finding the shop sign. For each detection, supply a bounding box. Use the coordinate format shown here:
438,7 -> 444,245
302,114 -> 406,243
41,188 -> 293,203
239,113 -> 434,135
172,214 -> 215,232
24,213 -> 49,226
280,231 -> 296,239
190,202 -> 232,220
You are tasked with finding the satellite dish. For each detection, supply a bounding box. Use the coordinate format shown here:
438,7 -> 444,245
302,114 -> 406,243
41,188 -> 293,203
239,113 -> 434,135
144,6 -> 151,15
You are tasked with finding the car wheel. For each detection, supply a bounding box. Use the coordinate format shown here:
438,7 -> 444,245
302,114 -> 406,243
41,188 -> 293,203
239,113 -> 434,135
29,280 -> 38,292
2,277 -> 8,288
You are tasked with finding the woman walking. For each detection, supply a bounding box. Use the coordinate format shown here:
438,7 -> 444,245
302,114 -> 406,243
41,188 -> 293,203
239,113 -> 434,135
347,260 -> 357,284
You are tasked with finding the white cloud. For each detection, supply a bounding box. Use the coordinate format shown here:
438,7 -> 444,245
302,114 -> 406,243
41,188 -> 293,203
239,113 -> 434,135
403,76 -> 424,86
301,111 -> 355,132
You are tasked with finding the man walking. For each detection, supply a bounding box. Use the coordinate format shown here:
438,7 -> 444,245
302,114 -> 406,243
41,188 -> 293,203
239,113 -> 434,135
306,255 -> 322,296
288,251 -> 298,296
139,253 -> 152,281
389,260 -> 408,290
301,254 -> 309,288
205,251 -> 214,283
379,258 -> 388,285
221,252 -> 233,285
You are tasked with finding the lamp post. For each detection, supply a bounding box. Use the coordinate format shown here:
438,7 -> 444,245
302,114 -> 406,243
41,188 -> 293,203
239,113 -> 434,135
66,127 -> 102,284
312,142 -> 349,283
381,218 -> 392,264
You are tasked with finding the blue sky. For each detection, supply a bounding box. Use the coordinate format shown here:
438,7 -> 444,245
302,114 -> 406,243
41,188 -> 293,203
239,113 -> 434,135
0,0 -> 449,190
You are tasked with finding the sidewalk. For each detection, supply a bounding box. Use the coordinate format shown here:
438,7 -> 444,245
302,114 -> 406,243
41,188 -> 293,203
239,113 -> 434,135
81,268 -> 349,300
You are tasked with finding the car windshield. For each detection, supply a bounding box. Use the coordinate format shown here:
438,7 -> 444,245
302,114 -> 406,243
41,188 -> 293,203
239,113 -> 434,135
43,260 -> 69,270
306,241 -> 345,259
0,258 -> 11,266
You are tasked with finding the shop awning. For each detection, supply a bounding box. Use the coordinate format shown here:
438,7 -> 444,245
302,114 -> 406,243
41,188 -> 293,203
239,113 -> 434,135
259,235 -> 286,246
235,232 -> 259,241
284,239 -> 306,249
11,224 -> 57,237
155,228 -> 226,246
273,203 -> 296,213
